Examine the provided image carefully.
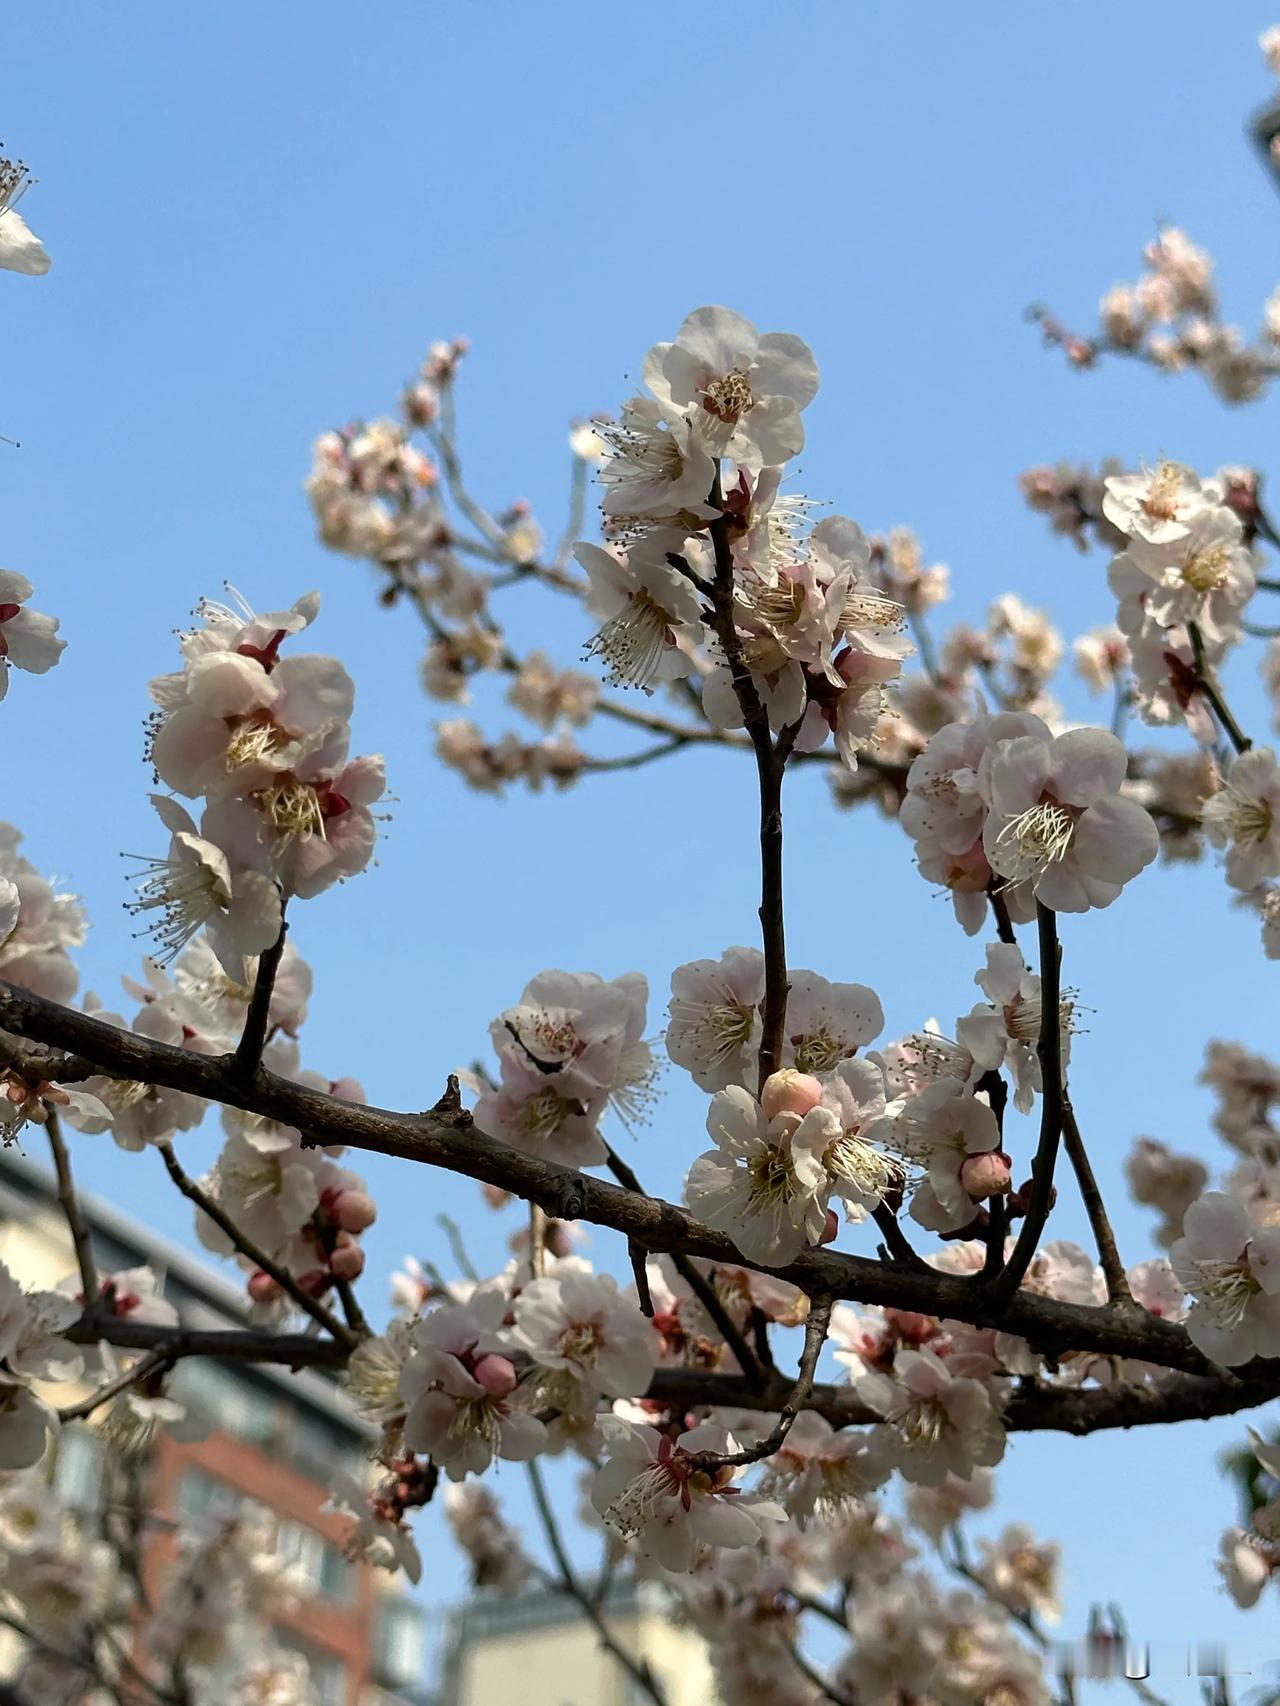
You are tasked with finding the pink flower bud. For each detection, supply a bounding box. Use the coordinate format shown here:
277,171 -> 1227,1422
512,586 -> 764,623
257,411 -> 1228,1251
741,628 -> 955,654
247,1270 -> 283,1303
960,1150 -> 1013,1200
761,1070 -> 824,1121
330,1189 -> 377,1233
472,1354 -> 517,1398
329,1242 -> 366,1281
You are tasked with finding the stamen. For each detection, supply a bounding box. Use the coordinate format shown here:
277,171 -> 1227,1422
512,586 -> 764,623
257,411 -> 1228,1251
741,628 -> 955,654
586,592 -> 675,693
994,801 -> 1076,881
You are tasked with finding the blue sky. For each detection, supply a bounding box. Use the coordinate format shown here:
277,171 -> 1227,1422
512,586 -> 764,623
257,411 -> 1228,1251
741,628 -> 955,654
4,1 -> 1280,1693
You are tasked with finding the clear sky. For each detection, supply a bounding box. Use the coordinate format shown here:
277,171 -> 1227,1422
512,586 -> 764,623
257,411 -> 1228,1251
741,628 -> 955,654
4,2 -> 1280,1695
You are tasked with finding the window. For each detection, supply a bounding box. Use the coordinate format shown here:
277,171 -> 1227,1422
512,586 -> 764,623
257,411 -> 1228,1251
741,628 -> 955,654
374,1594 -> 425,1691
53,1425 -> 104,1515
275,1517 -> 353,1603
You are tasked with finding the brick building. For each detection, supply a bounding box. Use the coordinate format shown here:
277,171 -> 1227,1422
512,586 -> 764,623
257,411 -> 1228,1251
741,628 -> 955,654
0,1147 -> 426,1706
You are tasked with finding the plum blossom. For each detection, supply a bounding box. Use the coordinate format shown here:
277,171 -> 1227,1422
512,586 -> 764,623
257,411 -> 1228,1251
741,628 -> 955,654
0,1261 -> 82,1469
642,304 -> 819,470
575,536 -> 705,692
591,1416 -> 786,1571
509,1271 -> 657,1419
1102,461 -> 1221,545
0,155 -> 49,275
594,396 -> 719,523
894,1080 -> 1003,1233
752,1413 -> 892,1518
783,970 -> 883,1074
955,941 -> 1070,1113
1108,502 -> 1255,643
1201,748 -> 1280,891
854,1346 -> 1007,1484
976,1523 -> 1062,1622
684,1083 -> 829,1264
666,947 -> 764,1091
0,571 -> 64,698
127,795 -> 282,978
805,1057 -> 903,1221
0,822 -> 86,1003
399,1292 -> 546,1479
981,723 -> 1158,910
1170,1192 -> 1280,1364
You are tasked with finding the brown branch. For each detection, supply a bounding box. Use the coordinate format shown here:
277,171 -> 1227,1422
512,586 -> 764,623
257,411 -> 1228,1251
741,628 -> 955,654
155,1141 -> 355,1349
233,913 -> 287,1076
603,1142 -> 764,1383
706,484 -> 788,1090
1060,1097 -> 1134,1307
526,1460 -> 668,1706
57,1346 -> 174,1423
688,1299 -> 832,1472
1188,621 -> 1252,755
55,1306 -> 1280,1435
987,904 -> 1063,1304
1,976 -> 1271,1384
45,1106 -> 100,1310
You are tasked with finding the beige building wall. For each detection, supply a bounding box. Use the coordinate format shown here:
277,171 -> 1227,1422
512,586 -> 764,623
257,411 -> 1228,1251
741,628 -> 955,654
450,1598 -> 715,1706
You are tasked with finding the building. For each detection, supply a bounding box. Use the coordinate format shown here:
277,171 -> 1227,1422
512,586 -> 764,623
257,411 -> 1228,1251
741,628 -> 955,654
439,1580 -> 715,1706
0,1146 -> 426,1706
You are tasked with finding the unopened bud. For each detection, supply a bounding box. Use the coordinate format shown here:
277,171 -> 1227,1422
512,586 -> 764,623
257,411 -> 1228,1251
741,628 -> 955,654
960,1150 -> 1013,1200
761,1070 -> 824,1121
330,1189 -> 377,1233
330,1242 -> 365,1281
472,1354 -> 517,1398
247,1270 -> 282,1303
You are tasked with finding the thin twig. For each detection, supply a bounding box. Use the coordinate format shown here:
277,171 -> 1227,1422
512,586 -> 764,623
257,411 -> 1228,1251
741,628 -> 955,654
1188,622 -> 1252,755
58,1346 -> 174,1423
156,1142 -> 354,1347
987,904 -> 1063,1304
45,1106 -> 100,1309
689,1299 -> 832,1471
784,1637 -> 856,1706
707,479 -> 789,1090
232,914 -> 288,1076
872,1205 -> 929,1270
1060,1097 -> 1134,1307
603,1142 -> 763,1382
526,1460 -> 668,1706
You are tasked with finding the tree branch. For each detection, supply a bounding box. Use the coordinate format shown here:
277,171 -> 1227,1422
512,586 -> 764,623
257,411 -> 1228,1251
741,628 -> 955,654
45,1106 -> 100,1310
987,903 -> 1063,1304
0,976 -> 1269,1383
155,1141 -> 355,1349
1060,1096 -> 1134,1307
233,914 -> 287,1077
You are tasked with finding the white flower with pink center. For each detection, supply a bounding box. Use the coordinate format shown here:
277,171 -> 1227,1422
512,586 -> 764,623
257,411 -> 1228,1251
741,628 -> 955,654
854,1346 -> 1007,1485
685,1084 -> 830,1265
894,1080 -> 1002,1233
591,1417 -> 786,1571
575,535 -> 705,693
955,942 -> 1070,1114
1102,461 -> 1221,546
509,1271 -> 657,1416
666,947 -> 764,1091
1202,748 -> 1280,892
784,969 -> 883,1075
475,1052 -> 609,1170
399,1292 -> 546,1480
809,1056 -> 903,1221
595,396 -> 719,523
1170,1192 -> 1280,1365
980,724 -> 1158,911
0,570 -> 64,699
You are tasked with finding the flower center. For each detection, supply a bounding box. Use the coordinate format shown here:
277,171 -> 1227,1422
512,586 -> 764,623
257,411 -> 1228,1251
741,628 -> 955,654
604,1459 -> 686,1536
259,778 -> 326,841
556,1321 -> 604,1366
994,800 -> 1076,881
793,1030 -> 843,1074
700,369 -> 753,425
224,714 -> 282,771
826,1133 -> 899,1198
1191,1256 -> 1260,1329
520,1089 -> 574,1142
1142,461 -> 1185,521
747,1148 -> 802,1209
1215,786 -> 1274,846
1183,542 -> 1232,593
